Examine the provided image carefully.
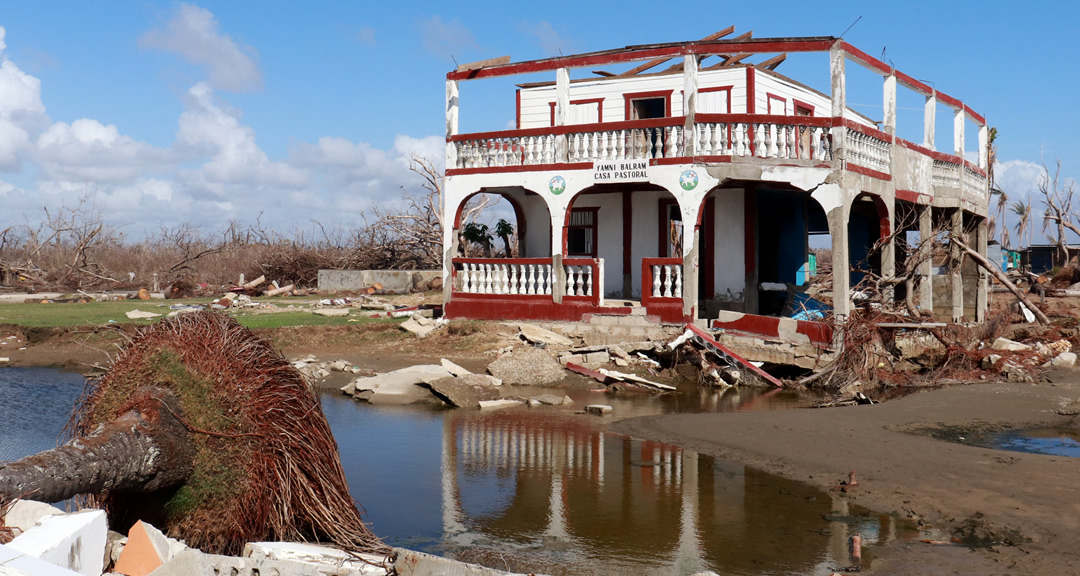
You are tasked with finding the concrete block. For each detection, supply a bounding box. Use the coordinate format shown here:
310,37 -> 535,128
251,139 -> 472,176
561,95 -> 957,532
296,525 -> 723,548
7,509 -> 107,576
0,543 -> 84,576
583,351 -> 610,364
441,359 -> 472,377
394,548 -> 544,576
585,405 -> 612,415
245,542 -> 390,575
991,337 -> 1031,352
478,399 -> 524,410
3,500 -> 62,535
113,521 -> 187,576
517,324 -> 573,347
557,354 -> 585,366
1052,352 -> 1077,367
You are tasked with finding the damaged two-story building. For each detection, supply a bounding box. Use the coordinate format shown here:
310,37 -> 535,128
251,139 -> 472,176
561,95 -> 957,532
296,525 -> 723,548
440,29 -> 990,358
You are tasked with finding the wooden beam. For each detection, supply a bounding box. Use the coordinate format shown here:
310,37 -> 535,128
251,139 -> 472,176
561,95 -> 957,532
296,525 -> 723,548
755,53 -> 787,70
591,70 -> 616,77
616,26 -> 736,77
456,55 -> 511,72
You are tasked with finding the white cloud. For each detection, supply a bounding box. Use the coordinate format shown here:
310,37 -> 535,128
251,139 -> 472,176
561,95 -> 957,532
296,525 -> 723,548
140,3 -> 262,92
177,82 -> 307,188
421,16 -> 478,61
0,26 -> 48,171
36,119 -> 173,182
520,21 -> 574,57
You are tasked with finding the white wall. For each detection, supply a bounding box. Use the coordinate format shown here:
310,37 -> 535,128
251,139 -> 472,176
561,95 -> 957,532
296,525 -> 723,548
711,189 -> 746,301
567,192 -> 623,297
520,193 -> 552,257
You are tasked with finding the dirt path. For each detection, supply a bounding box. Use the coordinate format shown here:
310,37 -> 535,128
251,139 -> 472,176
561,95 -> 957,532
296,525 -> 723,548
615,375 -> 1080,575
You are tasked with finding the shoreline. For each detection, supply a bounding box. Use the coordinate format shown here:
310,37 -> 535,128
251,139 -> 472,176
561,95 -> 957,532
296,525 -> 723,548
613,376 -> 1080,575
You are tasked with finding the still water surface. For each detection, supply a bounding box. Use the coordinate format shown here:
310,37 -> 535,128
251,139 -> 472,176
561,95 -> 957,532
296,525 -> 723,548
1,368 -> 907,575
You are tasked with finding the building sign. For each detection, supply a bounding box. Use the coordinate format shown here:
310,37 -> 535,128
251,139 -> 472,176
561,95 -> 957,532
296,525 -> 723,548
593,160 -> 649,183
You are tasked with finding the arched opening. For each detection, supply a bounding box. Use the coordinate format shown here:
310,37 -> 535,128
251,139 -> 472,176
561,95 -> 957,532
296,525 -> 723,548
848,192 -> 889,289
563,182 -> 679,300
454,187 -> 552,258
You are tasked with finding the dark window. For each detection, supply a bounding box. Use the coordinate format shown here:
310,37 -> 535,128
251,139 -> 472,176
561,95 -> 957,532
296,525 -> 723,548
567,208 -> 598,257
631,97 -> 667,120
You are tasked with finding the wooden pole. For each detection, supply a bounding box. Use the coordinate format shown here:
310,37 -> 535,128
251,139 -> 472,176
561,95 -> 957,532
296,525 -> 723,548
953,237 -> 1050,325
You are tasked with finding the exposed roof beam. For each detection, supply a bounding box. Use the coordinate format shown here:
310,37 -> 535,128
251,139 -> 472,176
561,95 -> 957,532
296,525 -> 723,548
456,55 -> 511,72
615,26 -> 736,77
591,70 -> 616,77
755,53 -> 787,70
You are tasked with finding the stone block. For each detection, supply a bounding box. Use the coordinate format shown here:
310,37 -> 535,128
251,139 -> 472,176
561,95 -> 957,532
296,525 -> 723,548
0,543 -> 84,576
244,542 -> 390,575
394,548 -> 543,576
584,351 -> 610,364
478,399 -> 523,410
991,337 -> 1031,352
585,404 -> 612,415
2,500 -> 62,535
7,509 -> 108,576
558,354 -> 585,366
1052,352 -> 1077,367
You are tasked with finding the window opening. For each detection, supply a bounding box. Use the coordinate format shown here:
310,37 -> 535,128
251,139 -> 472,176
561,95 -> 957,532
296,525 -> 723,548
567,208 -> 598,257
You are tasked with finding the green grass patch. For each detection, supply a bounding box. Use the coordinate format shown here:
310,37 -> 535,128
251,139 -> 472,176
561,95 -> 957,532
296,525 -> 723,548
0,297 -> 397,329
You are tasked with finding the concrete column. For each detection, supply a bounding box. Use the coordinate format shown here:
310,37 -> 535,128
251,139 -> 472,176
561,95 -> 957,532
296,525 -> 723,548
552,253 -> 564,304
829,201 -> 851,340
978,124 -> 989,171
684,237 -> 699,319
882,199 -> 896,305
976,217 -> 989,322
555,68 -> 570,162
950,209 -> 964,323
918,206 -> 934,313
953,107 -> 965,157
830,44 -> 847,163
923,92 -> 936,151
883,74 -> 897,136
445,79 -> 459,170
683,54 -> 699,156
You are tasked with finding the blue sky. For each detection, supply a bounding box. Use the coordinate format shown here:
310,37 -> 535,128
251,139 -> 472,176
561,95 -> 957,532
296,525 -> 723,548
0,1 -> 1075,242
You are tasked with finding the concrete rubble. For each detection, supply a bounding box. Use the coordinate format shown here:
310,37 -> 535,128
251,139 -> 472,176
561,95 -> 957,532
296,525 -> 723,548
400,313 -> 448,338
486,346 -> 566,386
423,375 -> 501,408
345,365 -> 454,405
6,509 -> 108,576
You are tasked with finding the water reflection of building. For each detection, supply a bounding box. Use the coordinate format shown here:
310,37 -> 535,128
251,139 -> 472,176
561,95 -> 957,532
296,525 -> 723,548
440,410 -> 902,575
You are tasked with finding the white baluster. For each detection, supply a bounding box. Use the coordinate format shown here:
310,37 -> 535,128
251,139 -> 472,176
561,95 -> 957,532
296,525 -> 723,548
615,130 -> 625,160
734,124 -> 746,156
754,124 -> 765,157
575,266 -> 584,296
481,264 -> 491,293
662,265 -> 673,297
645,129 -> 655,158
544,264 -> 553,294
460,264 -> 470,292
565,266 -> 576,296
499,264 -> 509,293
527,265 -> 536,295
673,265 -> 682,298
584,265 -> 593,296
651,265 -> 662,297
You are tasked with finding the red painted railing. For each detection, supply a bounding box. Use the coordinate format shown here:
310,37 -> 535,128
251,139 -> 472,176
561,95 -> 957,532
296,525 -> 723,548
641,258 -> 683,307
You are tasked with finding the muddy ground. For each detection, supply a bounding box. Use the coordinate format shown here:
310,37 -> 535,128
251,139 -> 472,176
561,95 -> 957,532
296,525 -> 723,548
8,319 -> 1080,575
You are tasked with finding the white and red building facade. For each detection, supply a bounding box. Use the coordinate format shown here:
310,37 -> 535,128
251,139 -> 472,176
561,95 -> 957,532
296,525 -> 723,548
440,35 -> 990,351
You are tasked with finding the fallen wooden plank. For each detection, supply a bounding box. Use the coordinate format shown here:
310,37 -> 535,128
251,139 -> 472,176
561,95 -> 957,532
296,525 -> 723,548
875,322 -> 947,328
597,368 -> 675,391
683,324 -> 783,388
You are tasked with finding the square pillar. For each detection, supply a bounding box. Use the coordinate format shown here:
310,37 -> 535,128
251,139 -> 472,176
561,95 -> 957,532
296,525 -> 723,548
882,200 -> 896,304
918,206 -> 934,313
555,68 -> 570,162
976,218 -> 989,322
445,79 -> 459,170
682,54 -> 699,156
950,209 -> 964,323
830,43 -> 847,163
829,203 -> 850,320
883,74 -> 897,136
923,92 -> 936,150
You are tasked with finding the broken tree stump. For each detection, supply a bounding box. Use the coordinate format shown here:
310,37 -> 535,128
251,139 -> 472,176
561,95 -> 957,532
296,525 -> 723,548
0,311 -> 389,557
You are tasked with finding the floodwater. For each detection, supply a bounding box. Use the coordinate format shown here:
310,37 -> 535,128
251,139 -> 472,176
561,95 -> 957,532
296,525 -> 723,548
990,428 -> 1080,458
1,368 -> 912,575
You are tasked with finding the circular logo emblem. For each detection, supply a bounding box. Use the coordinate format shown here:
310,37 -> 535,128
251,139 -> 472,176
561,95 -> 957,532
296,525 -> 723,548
549,175 -> 566,195
679,169 -> 699,191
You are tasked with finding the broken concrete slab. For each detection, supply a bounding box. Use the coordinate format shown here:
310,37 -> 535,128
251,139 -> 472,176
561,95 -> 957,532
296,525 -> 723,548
244,542 -> 390,575
394,548 -> 544,576
125,309 -> 161,320
400,314 -> 447,338
7,509 -> 107,576
351,365 -> 452,405
991,337 -> 1032,352
517,323 -> 573,347
479,399 -> 524,410
530,394 -> 568,406
440,359 -> 472,377
583,351 -> 610,364
313,308 -> 350,317
148,546 -> 369,576
424,375 -> 501,408
982,354 -> 1002,370
486,347 -> 566,386
2,500 -> 61,536
585,405 -> 613,415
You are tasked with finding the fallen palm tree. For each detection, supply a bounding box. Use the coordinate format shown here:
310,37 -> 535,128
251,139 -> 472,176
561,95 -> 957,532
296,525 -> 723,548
0,311 -> 389,557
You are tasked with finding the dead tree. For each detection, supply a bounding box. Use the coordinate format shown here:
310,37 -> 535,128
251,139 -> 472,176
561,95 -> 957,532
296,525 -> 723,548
1039,158 -> 1079,265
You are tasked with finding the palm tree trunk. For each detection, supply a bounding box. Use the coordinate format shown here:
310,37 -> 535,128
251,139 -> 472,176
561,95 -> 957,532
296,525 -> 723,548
0,387 -> 195,503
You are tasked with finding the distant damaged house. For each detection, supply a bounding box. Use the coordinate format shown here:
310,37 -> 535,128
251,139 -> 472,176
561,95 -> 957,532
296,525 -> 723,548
440,29 -> 990,351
